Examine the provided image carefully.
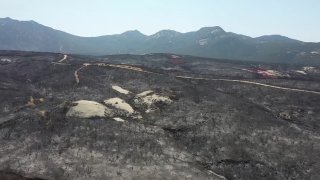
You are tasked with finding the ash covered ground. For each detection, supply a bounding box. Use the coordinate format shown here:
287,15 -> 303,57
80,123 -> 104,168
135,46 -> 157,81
0,51 -> 320,180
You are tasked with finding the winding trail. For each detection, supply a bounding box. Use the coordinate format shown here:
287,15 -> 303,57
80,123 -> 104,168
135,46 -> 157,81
74,63 -> 159,84
176,76 -> 320,95
74,64 -> 90,84
58,54 -> 68,63
73,61 -> 320,95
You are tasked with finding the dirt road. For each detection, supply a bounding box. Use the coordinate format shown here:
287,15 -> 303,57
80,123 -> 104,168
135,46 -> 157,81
176,76 -> 320,95
72,61 -> 320,95
58,54 -> 68,63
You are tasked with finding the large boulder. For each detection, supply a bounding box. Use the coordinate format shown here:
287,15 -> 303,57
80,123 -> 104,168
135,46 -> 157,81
133,90 -> 172,113
104,97 -> 134,114
66,100 -> 112,118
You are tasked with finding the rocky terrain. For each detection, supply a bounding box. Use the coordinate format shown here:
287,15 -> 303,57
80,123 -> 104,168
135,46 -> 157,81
0,50 -> 320,179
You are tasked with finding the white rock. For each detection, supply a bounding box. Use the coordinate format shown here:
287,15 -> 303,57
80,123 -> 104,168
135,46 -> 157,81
141,94 -> 172,107
113,117 -> 125,122
303,66 -> 315,72
296,70 -> 307,75
134,90 -> 172,113
66,100 -> 111,118
104,97 -> 134,114
112,85 -> 130,95
198,39 -> 208,46
137,90 -> 154,97
170,55 -> 180,59
0,58 -> 12,63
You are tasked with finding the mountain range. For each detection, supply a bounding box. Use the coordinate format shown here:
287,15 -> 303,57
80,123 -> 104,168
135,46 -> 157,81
0,17 -> 320,64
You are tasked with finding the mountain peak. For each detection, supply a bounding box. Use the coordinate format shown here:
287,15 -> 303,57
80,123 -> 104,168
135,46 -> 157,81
0,17 -> 39,26
120,30 -> 146,37
198,26 -> 225,34
151,30 -> 181,38
3,17 -> 13,20
255,35 -> 301,43
0,17 -> 14,23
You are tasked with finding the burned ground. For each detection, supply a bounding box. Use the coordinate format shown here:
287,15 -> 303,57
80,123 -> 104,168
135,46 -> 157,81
0,51 -> 319,180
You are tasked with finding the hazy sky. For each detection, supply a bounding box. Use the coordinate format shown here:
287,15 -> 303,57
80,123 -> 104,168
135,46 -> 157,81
1,0 -> 319,42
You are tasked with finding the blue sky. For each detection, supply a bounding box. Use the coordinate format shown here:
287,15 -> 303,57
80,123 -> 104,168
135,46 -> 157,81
1,0 -> 319,42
